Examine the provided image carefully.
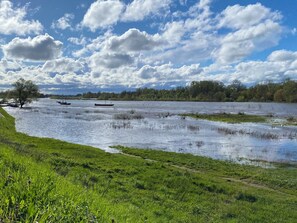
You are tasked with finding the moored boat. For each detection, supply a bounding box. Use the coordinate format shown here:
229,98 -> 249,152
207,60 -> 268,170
57,101 -> 71,105
94,103 -> 114,107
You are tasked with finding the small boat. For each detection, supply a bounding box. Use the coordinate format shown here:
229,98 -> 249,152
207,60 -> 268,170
7,103 -> 19,107
94,103 -> 114,107
57,101 -> 71,105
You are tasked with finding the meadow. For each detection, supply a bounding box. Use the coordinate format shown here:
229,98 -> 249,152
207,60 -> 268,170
0,107 -> 296,222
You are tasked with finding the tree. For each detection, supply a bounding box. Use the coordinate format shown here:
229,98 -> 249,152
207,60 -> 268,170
12,78 -> 39,108
274,89 -> 285,102
282,80 -> 297,102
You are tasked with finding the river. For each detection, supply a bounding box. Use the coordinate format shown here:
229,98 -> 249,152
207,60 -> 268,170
4,99 -> 297,164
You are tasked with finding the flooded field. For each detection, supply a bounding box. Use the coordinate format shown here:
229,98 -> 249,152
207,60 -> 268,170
5,99 -> 297,164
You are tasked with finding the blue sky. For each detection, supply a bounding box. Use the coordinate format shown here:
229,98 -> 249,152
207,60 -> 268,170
0,0 -> 297,94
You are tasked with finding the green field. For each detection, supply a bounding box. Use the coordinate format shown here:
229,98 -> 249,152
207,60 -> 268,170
0,107 -> 296,222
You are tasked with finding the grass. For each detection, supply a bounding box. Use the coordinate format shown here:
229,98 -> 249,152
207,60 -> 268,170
182,112 -> 267,123
216,127 -> 280,140
286,116 -> 297,126
0,107 -> 297,222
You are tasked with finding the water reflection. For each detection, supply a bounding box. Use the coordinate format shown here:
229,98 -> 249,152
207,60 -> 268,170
4,98 -> 297,164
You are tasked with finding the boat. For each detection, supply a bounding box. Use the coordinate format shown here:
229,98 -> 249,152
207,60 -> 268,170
7,103 -> 19,107
57,101 -> 71,105
94,103 -> 114,107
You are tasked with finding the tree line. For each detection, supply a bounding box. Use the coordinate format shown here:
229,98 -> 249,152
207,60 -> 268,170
75,79 -> 297,103
1,79 -> 297,104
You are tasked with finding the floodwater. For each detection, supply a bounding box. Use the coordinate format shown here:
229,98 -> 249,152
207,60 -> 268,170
4,99 -> 297,164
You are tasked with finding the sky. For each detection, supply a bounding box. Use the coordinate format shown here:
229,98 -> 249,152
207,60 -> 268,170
0,0 -> 297,94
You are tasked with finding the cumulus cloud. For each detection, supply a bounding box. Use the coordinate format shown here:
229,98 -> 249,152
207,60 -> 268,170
107,28 -> 164,52
2,34 -> 63,61
161,21 -> 185,46
215,20 -> 282,64
121,0 -> 171,22
71,31 -> 113,57
0,59 -> 22,72
82,0 -> 124,31
233,61 -> 285,83
214,3 -> 283,64
268,50 -> 297,62
0,0 -> 43,35
138,63 -> 202,80
42,58 -> 86,74
51,13 -> 74,30
218,3 -> 281,30
90,52 -> 134,70
147,0 -> 216,65
68,37 -> 88,46
72,28 -> 163,58
199,49 -> 297,85
189,0 -> 212,17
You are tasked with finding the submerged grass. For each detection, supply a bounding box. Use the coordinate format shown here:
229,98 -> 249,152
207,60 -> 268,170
0,108 -> 296,222
286,116 -> 297,126
183,112 -> 267,123
216,127 -> 280,140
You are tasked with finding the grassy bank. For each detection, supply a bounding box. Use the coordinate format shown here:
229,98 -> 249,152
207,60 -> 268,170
0,108 -> 296,222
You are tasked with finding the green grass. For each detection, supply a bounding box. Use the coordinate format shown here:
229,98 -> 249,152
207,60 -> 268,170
182,112 -> 268,123
0,108 -> 296,222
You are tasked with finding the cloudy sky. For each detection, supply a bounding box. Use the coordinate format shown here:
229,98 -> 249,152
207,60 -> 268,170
0,0 -> 297,94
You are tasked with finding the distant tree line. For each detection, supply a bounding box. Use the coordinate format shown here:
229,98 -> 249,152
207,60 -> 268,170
74,79 -> 297,103
2,79 -> 296,103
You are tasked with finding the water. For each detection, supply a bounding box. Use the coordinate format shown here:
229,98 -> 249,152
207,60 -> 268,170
4,99 -> 297,164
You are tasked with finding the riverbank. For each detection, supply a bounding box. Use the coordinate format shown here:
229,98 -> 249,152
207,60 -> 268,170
0,107 -> 296,222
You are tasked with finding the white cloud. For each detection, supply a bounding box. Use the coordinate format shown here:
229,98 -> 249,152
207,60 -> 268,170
121,0 -> 171,22
2,49 -> 297,92
72,31 -> 113,57
0,59 -> 22,72
189,0 -> 211,14
234,61 -> 286,83
214,20 -> 282,64
89,52 -> 134,70
51,13 -> 74,30
268,50 -> 297,62
82,0 -> 124,31
72,28 -> 163,59
199,50 -> 297,85
0,0 -> 43,35
107,28 -> 164,52
218,3 -> 281,30
42,58 -> 86,74
147,0 -> 216,65
2,34 -> 63,61
161,21 -> 185,46
68,37 -> 88,46
213,3 -> 283,64
138,63 -> 202,81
